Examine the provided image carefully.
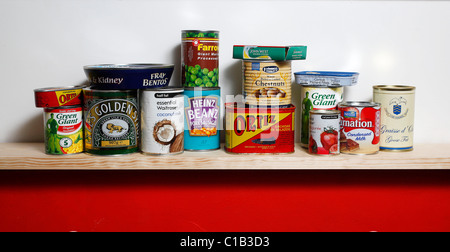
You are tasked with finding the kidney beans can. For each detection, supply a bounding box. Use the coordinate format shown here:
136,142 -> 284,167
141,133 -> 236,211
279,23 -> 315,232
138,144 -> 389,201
300,86 -> 344,148
140,88 -> 184,155
373,85 -> 416,151
309,110 -> 340,155
43,106 -> 84,155
182,30 -> 219,88
83,88 -> 139,155
184,87 -> 220,151
225,103 -> 295,154
243,60 -> 292,107
338,101 -> 381,155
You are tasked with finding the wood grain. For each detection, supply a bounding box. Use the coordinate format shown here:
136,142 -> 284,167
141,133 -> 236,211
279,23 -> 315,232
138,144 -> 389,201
0,143 -> 449,170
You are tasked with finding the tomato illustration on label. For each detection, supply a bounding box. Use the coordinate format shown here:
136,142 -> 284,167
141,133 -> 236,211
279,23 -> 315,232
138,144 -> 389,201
320,127 -> 339,152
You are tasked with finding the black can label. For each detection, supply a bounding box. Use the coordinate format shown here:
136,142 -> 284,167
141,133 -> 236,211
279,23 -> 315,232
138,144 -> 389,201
85,98 -> 139,151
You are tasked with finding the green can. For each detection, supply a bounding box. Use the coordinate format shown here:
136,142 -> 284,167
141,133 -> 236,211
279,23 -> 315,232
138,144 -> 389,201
83,88 -> 139,155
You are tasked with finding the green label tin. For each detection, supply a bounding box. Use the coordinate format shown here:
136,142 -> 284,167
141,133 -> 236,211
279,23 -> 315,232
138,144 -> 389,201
83,88 -> 139,155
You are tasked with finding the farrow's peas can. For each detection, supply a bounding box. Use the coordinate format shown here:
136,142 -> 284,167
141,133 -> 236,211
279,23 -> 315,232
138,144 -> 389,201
373,85 -> 416,151
181,30 -> 219,88
83,88 -> 140,155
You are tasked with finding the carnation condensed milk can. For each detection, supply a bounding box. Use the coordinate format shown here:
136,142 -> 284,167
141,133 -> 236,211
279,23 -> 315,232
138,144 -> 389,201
184,87 -> 221,151
373,85 -> 416,151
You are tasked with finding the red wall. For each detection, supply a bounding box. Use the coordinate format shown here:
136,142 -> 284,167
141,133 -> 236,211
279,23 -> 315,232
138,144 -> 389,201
0,170 -> 449,232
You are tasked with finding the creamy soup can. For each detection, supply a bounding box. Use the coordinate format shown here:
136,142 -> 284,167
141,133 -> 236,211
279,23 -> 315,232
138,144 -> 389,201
373,85 -> 416,152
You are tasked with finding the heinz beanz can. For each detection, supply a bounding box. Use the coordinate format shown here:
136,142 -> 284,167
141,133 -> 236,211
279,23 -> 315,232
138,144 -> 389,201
43,106 -> 84,155
309,110 -> 340,155
373,85 -> 416,151
182,30 -> 219,88
184,87 -> 220,151
140,88 -> 184,155
83,88 -> 139,155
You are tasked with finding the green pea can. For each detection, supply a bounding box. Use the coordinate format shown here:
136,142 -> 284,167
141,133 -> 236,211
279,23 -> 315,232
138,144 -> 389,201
181,30 -> 219,88
83,88 -> 140,155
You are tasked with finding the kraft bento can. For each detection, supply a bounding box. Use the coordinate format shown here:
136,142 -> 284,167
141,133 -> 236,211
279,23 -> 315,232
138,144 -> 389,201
140,88 -> 184,155
300,86 -> 344,148
243,60 -> 292,107
184,87 -> 220,151
34,86 -> 83,108
338,101 -> 381,155
373,85 -> 416,152
83,88 -> 139,155
225,103 -> 295,154
309,110 -> 340,155
182,30 -> 219,88
43,106 -> 84,155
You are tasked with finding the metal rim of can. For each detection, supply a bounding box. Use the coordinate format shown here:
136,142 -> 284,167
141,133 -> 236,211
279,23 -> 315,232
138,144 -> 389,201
83,63 -> 174,71
83,87 -> 137,96
182,30 -> 219,34
373,85 -> 416,92
309,109 -> 340,116
184,87 -> 220,91
338,101 -> 380,108
44,105 -> 82,111
301,84 -> 343,88
141,87 -> 184,92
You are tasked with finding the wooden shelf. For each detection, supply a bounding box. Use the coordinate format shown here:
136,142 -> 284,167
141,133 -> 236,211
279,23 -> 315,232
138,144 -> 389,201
0,143 -> 449,170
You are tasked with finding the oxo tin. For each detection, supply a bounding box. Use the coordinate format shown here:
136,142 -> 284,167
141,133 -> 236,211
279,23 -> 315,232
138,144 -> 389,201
182,30 -> 219,88
309,110 -> 340,155
140,88 -> 184,155
184,87 -> 220,151
338,101 -> 381,155
83,88 -> 139,155
373,85 -> 416,152
225,103 -> 295,154
43,106 -> 84,155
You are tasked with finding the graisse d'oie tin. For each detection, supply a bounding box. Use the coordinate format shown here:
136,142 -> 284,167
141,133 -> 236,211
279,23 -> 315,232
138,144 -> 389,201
338,101 -> 381,155
83,88 -> 139,155
309,110 -> 340,155
242,60 -> 292,107
181,30 -> 219,88
225,103 -> 295,154
43,106 -> 84,155
184,87 -> 220,151
373,85 -> 416,152
140,88 -> 184,155
300,86 -> 344,148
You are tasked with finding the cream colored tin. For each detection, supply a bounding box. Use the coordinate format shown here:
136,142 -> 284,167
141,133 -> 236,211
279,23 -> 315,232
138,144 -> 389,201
243,60 -> 291,106
373,85 -> 416,152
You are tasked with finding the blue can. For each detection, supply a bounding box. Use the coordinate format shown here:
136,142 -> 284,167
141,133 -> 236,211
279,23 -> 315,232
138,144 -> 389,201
184,87 -> 221,151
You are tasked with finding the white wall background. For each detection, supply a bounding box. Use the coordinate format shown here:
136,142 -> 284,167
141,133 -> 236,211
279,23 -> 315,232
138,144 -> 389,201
1,0 -> 449,143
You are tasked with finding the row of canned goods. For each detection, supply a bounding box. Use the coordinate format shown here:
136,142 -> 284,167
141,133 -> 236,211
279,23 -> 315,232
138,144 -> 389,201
34,85 -> 222,155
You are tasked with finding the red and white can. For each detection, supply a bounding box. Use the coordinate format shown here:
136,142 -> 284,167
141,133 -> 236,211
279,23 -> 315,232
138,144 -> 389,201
309,110 -> 340,155
338,101 -> 381,155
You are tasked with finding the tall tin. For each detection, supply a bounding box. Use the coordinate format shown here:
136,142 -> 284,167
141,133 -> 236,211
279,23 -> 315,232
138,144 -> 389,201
181,30 -> 219,88
373,85 -> 416,151
140,88 -> 184,155
83,88 -> 139,155
300,86 -> 344,148
184,87 -> 221,151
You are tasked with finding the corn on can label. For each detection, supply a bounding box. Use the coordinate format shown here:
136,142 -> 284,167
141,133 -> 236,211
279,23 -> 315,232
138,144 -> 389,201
43,107 -> 84,155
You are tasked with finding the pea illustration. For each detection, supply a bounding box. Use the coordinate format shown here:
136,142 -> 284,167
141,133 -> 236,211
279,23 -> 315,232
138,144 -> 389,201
195,78 -> 203,86
207,71 -> 214,78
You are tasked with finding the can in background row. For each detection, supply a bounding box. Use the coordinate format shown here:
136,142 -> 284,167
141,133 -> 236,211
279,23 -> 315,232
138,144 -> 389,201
184,87 -> 221,151
181,30 -> 219,88
83,88 -> 139,155
43,106 -> 84,155
373,85 -> 416,152
300,86 -> 344,148
338,101 -> 381,155
243,60 -> 292,107
309,110 -> 340,155
140,88 -> 184,155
